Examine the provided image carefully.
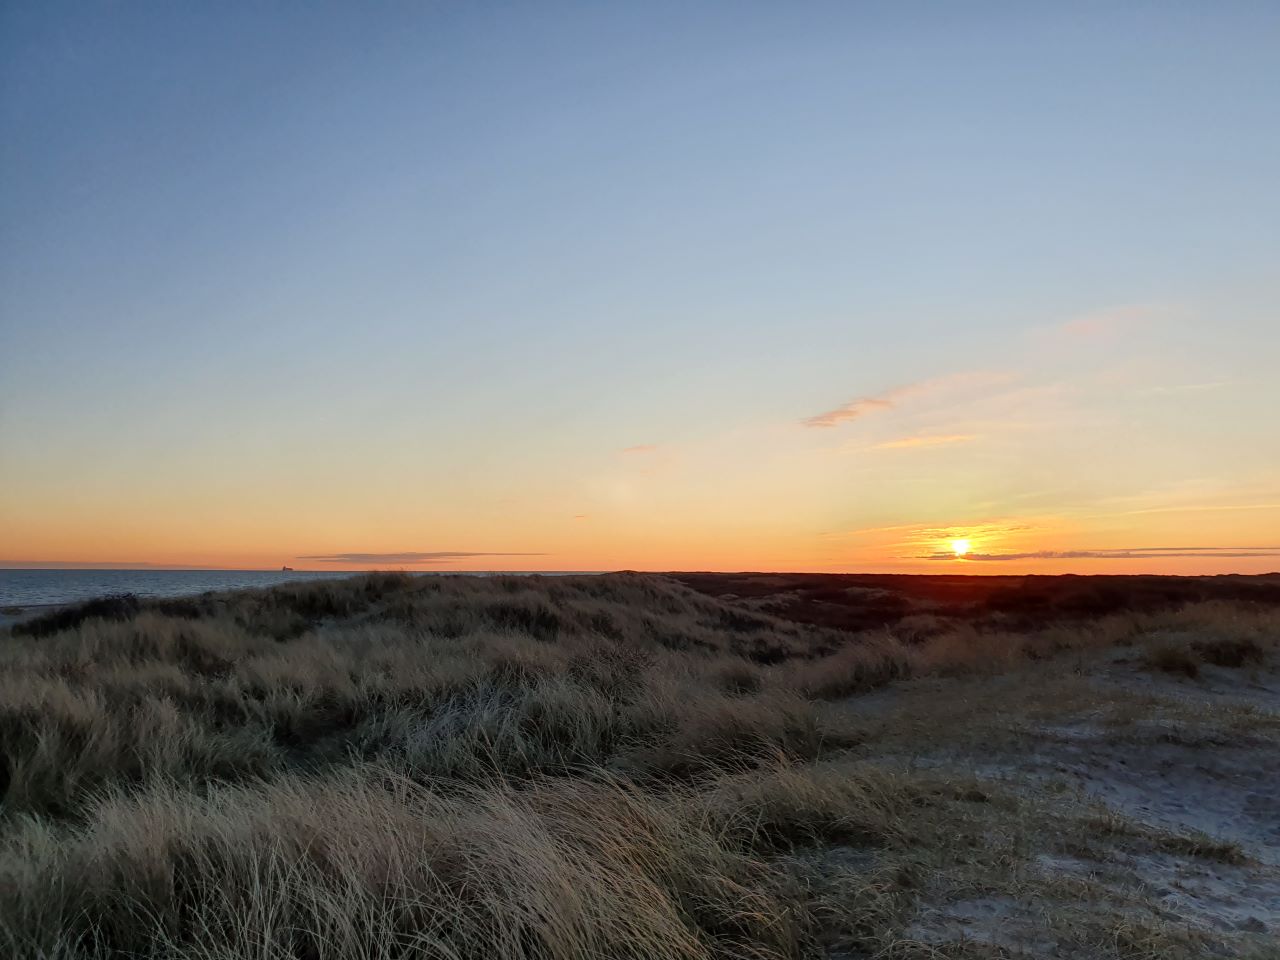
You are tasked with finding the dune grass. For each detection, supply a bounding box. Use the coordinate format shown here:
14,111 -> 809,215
1,573 -> 1276,958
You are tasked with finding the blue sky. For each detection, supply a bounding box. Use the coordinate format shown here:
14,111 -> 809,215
2,2 -> 1278,571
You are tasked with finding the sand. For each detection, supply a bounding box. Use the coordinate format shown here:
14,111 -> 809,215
848,652 -> 1280,956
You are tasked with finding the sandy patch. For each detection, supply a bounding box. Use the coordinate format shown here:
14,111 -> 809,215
844,655 -> 1280,957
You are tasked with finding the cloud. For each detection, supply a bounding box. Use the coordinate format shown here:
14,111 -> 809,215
297,551 -> 547,565
1138,381 -> 1233,396
871,433 -> 976,451
1112,502 -> 1280,518
612,442 -> 676,479
1055,303 -> 1178,340
917,546 -> 1280,561
802,396 -> 894,428
802,371 -> 1012,428
822,520 -> 1037,543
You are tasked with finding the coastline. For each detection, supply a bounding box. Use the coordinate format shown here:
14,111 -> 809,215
0,602 -> 62,630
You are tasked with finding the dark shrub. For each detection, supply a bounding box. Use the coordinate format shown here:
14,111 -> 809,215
150,595 -> 216,620
1143,642 -> 1200,679
485,601 -> 563,641
13,593 -> 141,638
1194,636 -> 1265,668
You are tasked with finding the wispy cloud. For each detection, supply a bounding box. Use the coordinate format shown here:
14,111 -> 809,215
1138,381 -> 1233,396
918,546 -> 1280,561
871,433 -> 976,451
1109,502 -> 1280,518
297,551 -> 546,565
612,442 -> 676,479
907,523 -> 1034,542
1056,303 -> 1176,339
802,396 -> 894,428
802,371 -> 1012,429
824,520 -> 1035,542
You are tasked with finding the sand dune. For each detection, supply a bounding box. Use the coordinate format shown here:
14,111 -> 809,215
1,572 -> 1276,958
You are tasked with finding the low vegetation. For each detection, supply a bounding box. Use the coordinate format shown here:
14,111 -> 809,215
2,572 -> 1277,958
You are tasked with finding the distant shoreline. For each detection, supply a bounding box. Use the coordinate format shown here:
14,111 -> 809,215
0,569 -> 610,616
0,601 -> 64,628
6,568 -> 1280,631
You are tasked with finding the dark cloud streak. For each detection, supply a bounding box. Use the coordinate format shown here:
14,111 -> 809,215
919,547 -> 1280,561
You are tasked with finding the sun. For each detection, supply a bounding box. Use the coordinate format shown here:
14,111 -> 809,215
950,539 -> 971,557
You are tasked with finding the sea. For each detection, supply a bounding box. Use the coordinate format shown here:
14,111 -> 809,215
0,568 -> 580,609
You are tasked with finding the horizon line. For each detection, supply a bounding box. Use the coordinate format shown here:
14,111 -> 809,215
2,565 -> 1278,579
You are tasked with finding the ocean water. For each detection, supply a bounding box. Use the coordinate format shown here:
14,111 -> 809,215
0,569 -> 592,608
0,569 -> 368,608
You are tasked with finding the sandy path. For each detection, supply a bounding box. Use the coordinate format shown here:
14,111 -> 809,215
841,656 -> 1280,957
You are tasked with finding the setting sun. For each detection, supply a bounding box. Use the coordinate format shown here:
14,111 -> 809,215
951,539 -> 972,557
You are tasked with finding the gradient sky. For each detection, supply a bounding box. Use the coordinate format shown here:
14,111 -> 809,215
2,2 -> 1279,573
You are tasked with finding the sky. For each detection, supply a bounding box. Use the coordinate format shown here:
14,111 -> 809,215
2,2 -> 1279,574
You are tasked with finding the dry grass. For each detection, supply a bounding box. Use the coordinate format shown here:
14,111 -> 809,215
3,768 -> 818,960
1,572 -> 1277,958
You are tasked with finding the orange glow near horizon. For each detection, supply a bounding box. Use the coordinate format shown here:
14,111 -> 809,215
3,334 -> 1279,577
3,504 -> 1280,576
2,445 -> 1280,575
